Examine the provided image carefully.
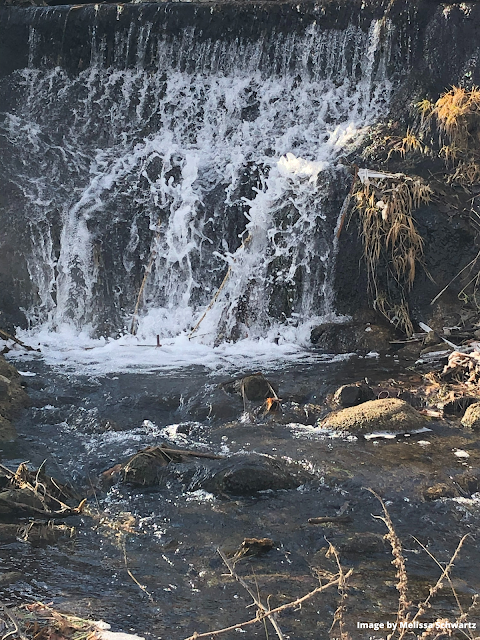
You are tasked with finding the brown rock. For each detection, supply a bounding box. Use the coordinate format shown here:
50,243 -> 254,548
461,402 -> 480,429
455,472 -> 480,495
318,398 -> 428,433
0,375 -> 10,401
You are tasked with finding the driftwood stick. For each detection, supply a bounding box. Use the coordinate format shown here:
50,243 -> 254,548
308,516 -> 353,525
158,447 -> 224,460
0,329 -> 39,352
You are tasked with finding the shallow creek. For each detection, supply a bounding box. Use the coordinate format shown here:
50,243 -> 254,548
1,351 -> 479,639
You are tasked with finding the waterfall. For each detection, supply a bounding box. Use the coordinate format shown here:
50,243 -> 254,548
0,8 -> 393,346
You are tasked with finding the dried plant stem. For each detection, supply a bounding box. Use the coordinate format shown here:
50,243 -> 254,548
327,541 -> 351,640
409,534 -> 470,631
367,488 -> 411,638
182,563 -> 352,640
122,540 -> 154,602
218,548 -> 285,640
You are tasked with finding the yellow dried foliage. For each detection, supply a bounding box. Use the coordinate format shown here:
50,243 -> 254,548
432,85 -> 480,149
388,127 -> 425,159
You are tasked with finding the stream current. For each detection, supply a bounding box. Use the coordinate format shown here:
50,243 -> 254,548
1,349 -> 480,639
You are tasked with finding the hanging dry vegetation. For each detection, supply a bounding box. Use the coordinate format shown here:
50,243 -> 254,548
420,86 -> 480,186
353,172 -> 432,336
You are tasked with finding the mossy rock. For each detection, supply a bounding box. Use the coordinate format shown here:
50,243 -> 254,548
461,402 -> 480,429
318,398 -> 428,433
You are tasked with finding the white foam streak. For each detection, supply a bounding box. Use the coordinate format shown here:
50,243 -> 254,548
4,18 -> 394,372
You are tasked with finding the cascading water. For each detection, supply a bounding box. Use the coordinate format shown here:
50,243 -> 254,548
0,8 -> 393,353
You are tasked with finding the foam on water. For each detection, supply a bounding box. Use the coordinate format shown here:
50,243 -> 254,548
2,17 -> 394,373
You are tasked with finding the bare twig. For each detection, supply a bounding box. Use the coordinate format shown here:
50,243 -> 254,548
188,234 -> 251,339
130,227 -> 162,335
182,559 -> 352,640
218,548 -> 285,640
367,488 -> 411,638
122,540 -> 154,602
0,603 -> 29,640
409,534 -> 470,632
327,541 -> 351,640
0,328 -> 39,352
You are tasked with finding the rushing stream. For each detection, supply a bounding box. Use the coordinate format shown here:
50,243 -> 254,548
0,347 -> 479,640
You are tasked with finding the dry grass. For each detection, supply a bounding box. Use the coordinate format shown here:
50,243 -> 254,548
432,86 -> 480,150
353,174 -> 431,335
388,128 -> 426,159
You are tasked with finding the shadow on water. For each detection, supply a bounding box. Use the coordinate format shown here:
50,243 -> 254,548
1,353 -> 479,639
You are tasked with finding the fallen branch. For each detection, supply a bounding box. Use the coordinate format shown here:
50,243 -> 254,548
0,329 -> 39,352
157,446 -> 224,460
188,234 -> 251,339
308,516 -> 353,525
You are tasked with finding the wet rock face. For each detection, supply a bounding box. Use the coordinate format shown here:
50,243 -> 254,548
0,355 -> 30,440
106,448 -> 310,496
210,457 -> 307,496
310,321 -> 395,354
319,398 -> 428,433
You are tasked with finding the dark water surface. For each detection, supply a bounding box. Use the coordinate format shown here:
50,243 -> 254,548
1,353 -> 479,639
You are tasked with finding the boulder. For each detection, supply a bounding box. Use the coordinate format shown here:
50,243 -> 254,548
204,455 -> 310,496
333,382 -> 375,408
461,402 -> 480,429
318,398 -> 428,433
310,321 -> 394,354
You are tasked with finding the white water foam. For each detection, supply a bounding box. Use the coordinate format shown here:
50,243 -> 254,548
3,18 -> 393,373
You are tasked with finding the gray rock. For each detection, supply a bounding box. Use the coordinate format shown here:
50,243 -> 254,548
0,375 -> 10,401
333,383 -> 375,408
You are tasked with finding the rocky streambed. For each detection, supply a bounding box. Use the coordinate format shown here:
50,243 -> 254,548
0,334 -> 479,640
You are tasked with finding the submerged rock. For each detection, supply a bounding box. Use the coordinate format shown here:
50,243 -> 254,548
221,373 -> 277,402
198,455 -> 310,496
338,533 -> 385,556
106,447 -> 310,496
423,483 -> 456,501
318,398 -> 428,433
0,415 -> 17,441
